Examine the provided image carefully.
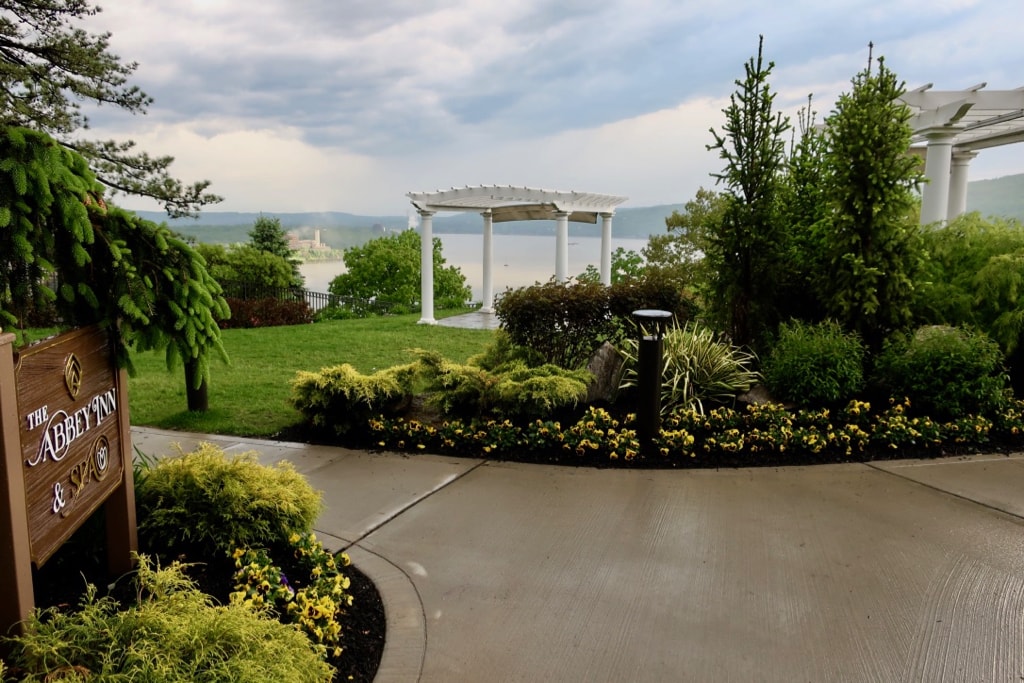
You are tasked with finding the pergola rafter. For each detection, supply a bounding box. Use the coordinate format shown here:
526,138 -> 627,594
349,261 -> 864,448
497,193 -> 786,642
407,185 -> 627,325
900,84 -> 1024,224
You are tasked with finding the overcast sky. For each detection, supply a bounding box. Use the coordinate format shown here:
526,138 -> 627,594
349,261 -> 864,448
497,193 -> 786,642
85,0 -> 1023,217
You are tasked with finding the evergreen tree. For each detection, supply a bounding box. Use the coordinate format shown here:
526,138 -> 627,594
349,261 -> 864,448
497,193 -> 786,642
0,0 -> 219,216
705,36 -> 791,347
248,214 -> 302,286
820,51 -> 923,351
775,96 -> 831,323
0,127 -> 229,409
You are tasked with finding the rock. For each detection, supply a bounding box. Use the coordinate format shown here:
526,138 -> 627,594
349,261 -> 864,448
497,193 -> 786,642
736,383 -> 775,407
586,342 -> 625,404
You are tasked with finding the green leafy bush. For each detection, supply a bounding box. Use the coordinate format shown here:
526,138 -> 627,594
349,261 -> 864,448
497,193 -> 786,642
290,362 -> 419,435
763,320 -> 866,407
872,325 -> 1009,419
495,276 -> 693,369
3,556 -> 333,682
416,350 -> 591,420
221,297 -> 313,328
495,279 -> 612,368
619,321 -> 759,415
136,443 -> 323,559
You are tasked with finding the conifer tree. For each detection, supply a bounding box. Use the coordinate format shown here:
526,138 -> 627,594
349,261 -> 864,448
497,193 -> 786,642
705,35 -> 791,347
249,214 -> 303,287
0,127 -> 229,409
820,50 -> 923,351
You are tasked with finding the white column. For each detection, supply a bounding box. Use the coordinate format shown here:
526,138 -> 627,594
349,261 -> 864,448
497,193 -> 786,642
947,150 -> 978,221
418,210 -> 436,325
481,210 -> 494,312
599,212 -> 614,286
919,129 -> 958,225
555,211 -> 570,283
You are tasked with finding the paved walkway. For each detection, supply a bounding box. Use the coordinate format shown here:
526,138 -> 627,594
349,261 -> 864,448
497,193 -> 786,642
131,427 -> 1024,682
436,310 -> 501,330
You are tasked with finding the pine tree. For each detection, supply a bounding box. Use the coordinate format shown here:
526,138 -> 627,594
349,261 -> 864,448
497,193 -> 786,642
820,50 -> 923,351
705,36 -> 791,347
249,214 -> 303,286
0,0 -> 219,217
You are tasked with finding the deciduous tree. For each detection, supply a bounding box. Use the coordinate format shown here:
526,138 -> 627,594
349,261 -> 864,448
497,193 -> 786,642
330,230 -> 469,312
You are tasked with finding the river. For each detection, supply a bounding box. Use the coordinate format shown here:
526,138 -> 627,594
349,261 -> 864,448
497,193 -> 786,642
299,233 -> 650,301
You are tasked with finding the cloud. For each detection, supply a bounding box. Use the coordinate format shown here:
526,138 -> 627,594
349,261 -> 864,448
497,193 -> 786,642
79,0 -> 1024,214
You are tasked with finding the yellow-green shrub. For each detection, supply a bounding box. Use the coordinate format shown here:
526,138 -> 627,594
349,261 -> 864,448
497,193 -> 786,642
136,443 -> 323,558
3,556 -> 333,682
290,362 -> 419,435
416,350 -> 591,420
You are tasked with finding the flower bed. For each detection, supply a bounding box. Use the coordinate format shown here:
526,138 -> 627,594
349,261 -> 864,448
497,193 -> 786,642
358,398 -> 1024,468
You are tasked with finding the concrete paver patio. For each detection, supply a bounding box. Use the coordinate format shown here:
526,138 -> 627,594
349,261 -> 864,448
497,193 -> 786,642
132,427 -> 1024,682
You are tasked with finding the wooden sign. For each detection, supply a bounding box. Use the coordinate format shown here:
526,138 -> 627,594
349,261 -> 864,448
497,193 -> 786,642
14,326 -> 127,565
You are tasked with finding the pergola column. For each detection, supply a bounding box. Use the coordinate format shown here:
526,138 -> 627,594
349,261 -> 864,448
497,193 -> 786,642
947,150 -> 978,221
599,212 -> 614,286
919,128 -> 959,225
555,211 -> 570,283
481,210 -> 494,312
418,209 -> 436,325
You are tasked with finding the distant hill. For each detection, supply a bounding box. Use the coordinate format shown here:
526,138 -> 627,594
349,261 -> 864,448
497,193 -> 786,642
134,172 -> 1022,249
138,204 -> 683,247
966,173 -> 1024,221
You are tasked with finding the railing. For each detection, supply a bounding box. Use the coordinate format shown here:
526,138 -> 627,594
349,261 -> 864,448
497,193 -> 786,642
218,281 -> 392,315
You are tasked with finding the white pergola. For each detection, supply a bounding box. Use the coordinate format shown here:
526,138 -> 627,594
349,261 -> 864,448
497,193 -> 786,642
900,84 -> 1024,225
407,185 -> 628,325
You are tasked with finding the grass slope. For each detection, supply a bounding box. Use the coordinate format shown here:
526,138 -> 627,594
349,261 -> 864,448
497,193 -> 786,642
127,315 -> 495,437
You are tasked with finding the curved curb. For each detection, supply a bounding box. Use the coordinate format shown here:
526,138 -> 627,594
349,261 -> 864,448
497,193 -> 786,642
345,545 -> 426,682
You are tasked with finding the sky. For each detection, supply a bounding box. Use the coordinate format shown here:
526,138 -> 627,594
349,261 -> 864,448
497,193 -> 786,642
82,0 -> 1024,217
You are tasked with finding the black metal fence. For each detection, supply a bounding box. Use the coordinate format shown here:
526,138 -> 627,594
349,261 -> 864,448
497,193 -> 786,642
219,280 -> 393,315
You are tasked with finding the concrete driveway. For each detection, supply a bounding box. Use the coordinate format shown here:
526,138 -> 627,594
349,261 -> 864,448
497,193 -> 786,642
131,428 -> 1024,682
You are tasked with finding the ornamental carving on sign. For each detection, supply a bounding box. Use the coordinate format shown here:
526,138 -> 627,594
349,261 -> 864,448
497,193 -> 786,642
64,353 -> 82,399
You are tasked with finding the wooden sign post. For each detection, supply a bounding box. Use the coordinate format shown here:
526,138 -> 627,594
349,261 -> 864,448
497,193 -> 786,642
0,326 -> 137,637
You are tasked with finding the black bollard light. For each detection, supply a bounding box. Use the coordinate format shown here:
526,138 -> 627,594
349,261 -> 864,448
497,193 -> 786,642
632,309 -> 672,457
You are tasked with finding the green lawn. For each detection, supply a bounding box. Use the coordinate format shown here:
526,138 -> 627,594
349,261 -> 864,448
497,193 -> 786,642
125,314 -> 495,437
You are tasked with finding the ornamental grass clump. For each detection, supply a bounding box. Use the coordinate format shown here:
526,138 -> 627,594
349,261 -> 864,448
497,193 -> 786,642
619,320 -> 760,415
136,443 -> 323,559
3,556 -> 333,683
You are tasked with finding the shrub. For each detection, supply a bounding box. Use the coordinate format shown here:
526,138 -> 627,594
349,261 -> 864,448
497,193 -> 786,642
607,270 -> 695,327
416,350 -> 591,420
221,297 -> 313,328
495,279 -> 613,368
136,443 -> 323,559
495,276 -> 694,369
872,325 -> 1009,419
619,321 -> 760,415
763,320 -> 866,407
290,362 -> 419,435
3,556 -> 333,682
